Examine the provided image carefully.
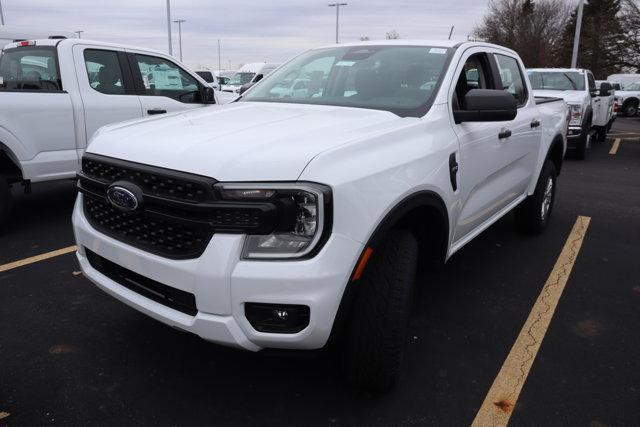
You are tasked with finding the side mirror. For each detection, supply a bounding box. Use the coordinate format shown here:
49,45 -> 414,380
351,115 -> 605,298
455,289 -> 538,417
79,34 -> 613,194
202,86 -> 216,104
239,82 -> 254,95
599,82 -> 613,97
453,89 -> 518,124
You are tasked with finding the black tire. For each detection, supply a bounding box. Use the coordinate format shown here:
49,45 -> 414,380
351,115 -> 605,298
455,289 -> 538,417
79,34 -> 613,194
574,129 -> 590,160
622,100 -> 638,117
514,161 -> 557,235
0,175 -> 13,229
342,229 -> 418,391
596,127 -> 607,143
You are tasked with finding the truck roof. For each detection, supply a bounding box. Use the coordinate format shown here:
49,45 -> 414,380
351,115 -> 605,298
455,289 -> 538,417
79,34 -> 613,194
312,39 -> 518,55
2,38 -> 167,57
527,68 -> 588,73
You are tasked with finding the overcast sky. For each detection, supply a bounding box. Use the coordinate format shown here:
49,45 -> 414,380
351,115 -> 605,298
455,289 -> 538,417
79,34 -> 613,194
1,0 -> 491,70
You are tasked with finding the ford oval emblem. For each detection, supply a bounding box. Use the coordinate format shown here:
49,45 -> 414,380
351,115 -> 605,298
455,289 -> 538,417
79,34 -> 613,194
106,186 -> 139,211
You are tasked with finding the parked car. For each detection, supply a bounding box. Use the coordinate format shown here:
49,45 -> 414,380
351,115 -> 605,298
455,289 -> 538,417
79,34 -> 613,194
195,70 -> 218,89
528,68 -> 615,159
613,81 -> 640,117
223,62 -> 280,94
73,40 -> 568,390
607,73 -> 640,89
0,38 -> 229,227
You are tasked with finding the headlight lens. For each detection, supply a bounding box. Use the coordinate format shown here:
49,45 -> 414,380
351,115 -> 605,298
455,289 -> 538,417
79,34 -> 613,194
215,183 -> 330,259
568,104 -> 583,126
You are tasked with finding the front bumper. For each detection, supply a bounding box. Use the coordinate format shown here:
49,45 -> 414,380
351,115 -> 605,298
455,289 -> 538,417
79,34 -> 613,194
72,194 -> 363,351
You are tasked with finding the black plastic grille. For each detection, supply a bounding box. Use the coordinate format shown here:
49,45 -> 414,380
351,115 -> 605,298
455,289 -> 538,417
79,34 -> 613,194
85,248 -> 197,316
83,196 -> 212,259
82,157 -> 214,203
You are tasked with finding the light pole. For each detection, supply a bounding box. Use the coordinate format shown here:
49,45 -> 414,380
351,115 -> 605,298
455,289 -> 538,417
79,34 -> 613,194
75,30 -> 84,39
217,39 -> 221,72
173,19 -> 186,62
166,0 -> 173,55
328,3 -> 347,44
571,0 -> 585,68
0,0 -> 6,26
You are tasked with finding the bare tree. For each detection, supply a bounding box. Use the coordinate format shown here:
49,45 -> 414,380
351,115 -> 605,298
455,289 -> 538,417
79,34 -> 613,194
385,30 -> 400,40
474,0 -> 570,68
619,0 -> 640,70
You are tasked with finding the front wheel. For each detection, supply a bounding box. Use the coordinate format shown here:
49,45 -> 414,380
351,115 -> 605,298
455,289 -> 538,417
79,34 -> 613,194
514,161 -> 557,235
574,129 -> 591,160
622,101 -> 638,117
0,175 -> 13,229
342,229 -> 418,391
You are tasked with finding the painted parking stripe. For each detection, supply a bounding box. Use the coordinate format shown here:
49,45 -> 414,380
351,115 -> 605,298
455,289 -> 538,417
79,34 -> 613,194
0,246 -> 77,274
471,216 -> 591,426
609,138 -> 621,155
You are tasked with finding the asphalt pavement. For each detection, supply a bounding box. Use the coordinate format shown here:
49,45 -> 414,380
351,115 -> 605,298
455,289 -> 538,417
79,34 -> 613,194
0,117 -> 639,426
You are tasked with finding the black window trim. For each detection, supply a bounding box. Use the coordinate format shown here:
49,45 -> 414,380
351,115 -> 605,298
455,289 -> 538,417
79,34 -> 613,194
127,52 -> 205,104
0,45 -> 64,93
490,52 -> 529,109
82,48 -> 137,96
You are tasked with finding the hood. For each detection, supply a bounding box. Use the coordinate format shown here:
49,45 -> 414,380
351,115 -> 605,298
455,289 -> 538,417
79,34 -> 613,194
87,102 -> 402,181
533,89 -> 587,105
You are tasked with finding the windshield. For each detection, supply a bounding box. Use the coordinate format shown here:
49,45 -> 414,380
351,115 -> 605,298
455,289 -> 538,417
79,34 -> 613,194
229,72 -> 255,86
624,82 -> 640,91
0,47 -> 62,91
528,71 -> 585,91
241,45 -> 452,117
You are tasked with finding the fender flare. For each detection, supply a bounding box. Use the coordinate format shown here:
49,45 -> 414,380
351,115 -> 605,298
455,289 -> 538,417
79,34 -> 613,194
544,134 -> 565,175
0,141 -> 23,179
324,190 -> 449,349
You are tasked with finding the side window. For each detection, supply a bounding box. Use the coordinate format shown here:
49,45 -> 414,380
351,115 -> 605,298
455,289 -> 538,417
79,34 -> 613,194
587,73 -> 596,92
494,54 -> 527,107
84,49 -> 125,95
453,54 -> 492,110
134,54 -> 201,103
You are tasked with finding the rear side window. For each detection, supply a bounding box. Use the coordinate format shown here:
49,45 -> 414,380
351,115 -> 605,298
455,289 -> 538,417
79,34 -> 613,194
0,47 -> 62,91
84,49 -> 125,95
134,54 -> 201,103
494,54 -> 527,106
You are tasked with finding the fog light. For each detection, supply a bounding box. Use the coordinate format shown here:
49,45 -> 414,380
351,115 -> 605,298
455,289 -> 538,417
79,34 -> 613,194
245,303 -> 310,334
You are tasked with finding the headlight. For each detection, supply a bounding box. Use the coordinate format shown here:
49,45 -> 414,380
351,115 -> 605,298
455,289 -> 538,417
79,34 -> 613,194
215,182 -> 331,259
568,104 -> 583,126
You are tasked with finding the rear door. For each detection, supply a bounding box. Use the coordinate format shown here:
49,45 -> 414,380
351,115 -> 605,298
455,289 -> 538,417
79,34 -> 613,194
73,45 -> 143,146
127,52 -> 207,117
450,48 -> 538,243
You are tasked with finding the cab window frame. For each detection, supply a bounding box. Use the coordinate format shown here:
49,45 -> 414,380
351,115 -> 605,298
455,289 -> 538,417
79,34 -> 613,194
491,53 -> 529,108
0,45 -> 65,93
82,48 -> 136,96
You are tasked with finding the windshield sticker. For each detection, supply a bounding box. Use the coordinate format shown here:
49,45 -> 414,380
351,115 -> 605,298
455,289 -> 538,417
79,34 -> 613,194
335,60 -> 356,67
429,48 -> 448,54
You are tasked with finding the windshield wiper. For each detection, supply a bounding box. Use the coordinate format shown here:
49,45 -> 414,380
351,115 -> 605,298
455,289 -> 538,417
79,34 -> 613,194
562,73 -> 578,90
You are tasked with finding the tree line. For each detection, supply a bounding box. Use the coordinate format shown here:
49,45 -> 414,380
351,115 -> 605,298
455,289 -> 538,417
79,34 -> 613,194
474,0 -> 640,78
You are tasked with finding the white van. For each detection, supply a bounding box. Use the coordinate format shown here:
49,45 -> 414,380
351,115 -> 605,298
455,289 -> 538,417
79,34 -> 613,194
223,62 -> 280,94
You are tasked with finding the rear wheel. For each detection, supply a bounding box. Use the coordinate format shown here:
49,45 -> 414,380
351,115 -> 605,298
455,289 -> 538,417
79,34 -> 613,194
622,100 -> 638,117
596,127 -> 607,143
0,175 -> 13,229
514,160 -> 557,235
342,229 -> 418,391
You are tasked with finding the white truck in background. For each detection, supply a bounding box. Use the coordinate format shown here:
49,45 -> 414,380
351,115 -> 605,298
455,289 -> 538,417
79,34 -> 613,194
0,38 -> 230,227
528,68 -> 615,159
223,62 -> 280,94
613,81 -> 640,117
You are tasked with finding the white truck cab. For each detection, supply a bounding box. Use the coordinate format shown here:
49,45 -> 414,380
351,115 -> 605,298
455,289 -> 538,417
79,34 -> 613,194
223,62 -> 280,94
613,80 -> 640,117
528,68 -> 615,159
0,38 -> 229,226
73,40 -> 569,390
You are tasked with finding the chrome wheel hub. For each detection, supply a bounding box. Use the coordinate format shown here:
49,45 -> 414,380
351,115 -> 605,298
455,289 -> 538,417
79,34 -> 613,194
541,177 -> 553,220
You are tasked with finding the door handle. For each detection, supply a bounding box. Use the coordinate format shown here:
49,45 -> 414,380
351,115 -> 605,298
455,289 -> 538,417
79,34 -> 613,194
147,109 -> 167,115
498,128 -> 512,139
530,119 -> 541,128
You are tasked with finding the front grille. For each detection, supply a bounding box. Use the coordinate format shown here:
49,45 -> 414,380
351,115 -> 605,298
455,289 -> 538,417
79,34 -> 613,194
84,197 -> 212,259
85,248 -> 197,316
82,156 -> 215,203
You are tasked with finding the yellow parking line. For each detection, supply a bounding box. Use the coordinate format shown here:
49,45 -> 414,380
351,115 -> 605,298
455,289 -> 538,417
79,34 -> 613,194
472,216 -> 591,427
0,246 -> 77,274
609,138 -> 621,155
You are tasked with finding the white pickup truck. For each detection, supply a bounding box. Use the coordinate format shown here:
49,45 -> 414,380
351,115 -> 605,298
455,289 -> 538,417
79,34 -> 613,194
0,38 -> 231,226
613,81 -> 640,117
527,68 -> 615,159
73,40 -> 568,390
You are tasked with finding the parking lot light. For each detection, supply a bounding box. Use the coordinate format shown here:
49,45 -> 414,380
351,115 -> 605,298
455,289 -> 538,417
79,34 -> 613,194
328,3 -> 348,44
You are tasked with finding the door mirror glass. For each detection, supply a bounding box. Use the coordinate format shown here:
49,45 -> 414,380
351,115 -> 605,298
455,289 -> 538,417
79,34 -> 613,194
598,82 -> 613,97
453,89 -> 518,123
202,86 -> 216,104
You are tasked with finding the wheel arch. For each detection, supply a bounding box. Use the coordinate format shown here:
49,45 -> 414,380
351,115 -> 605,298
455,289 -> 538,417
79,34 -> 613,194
325,190 -> 450,349
0,142 -> 23,183
546,134 -> 565,176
